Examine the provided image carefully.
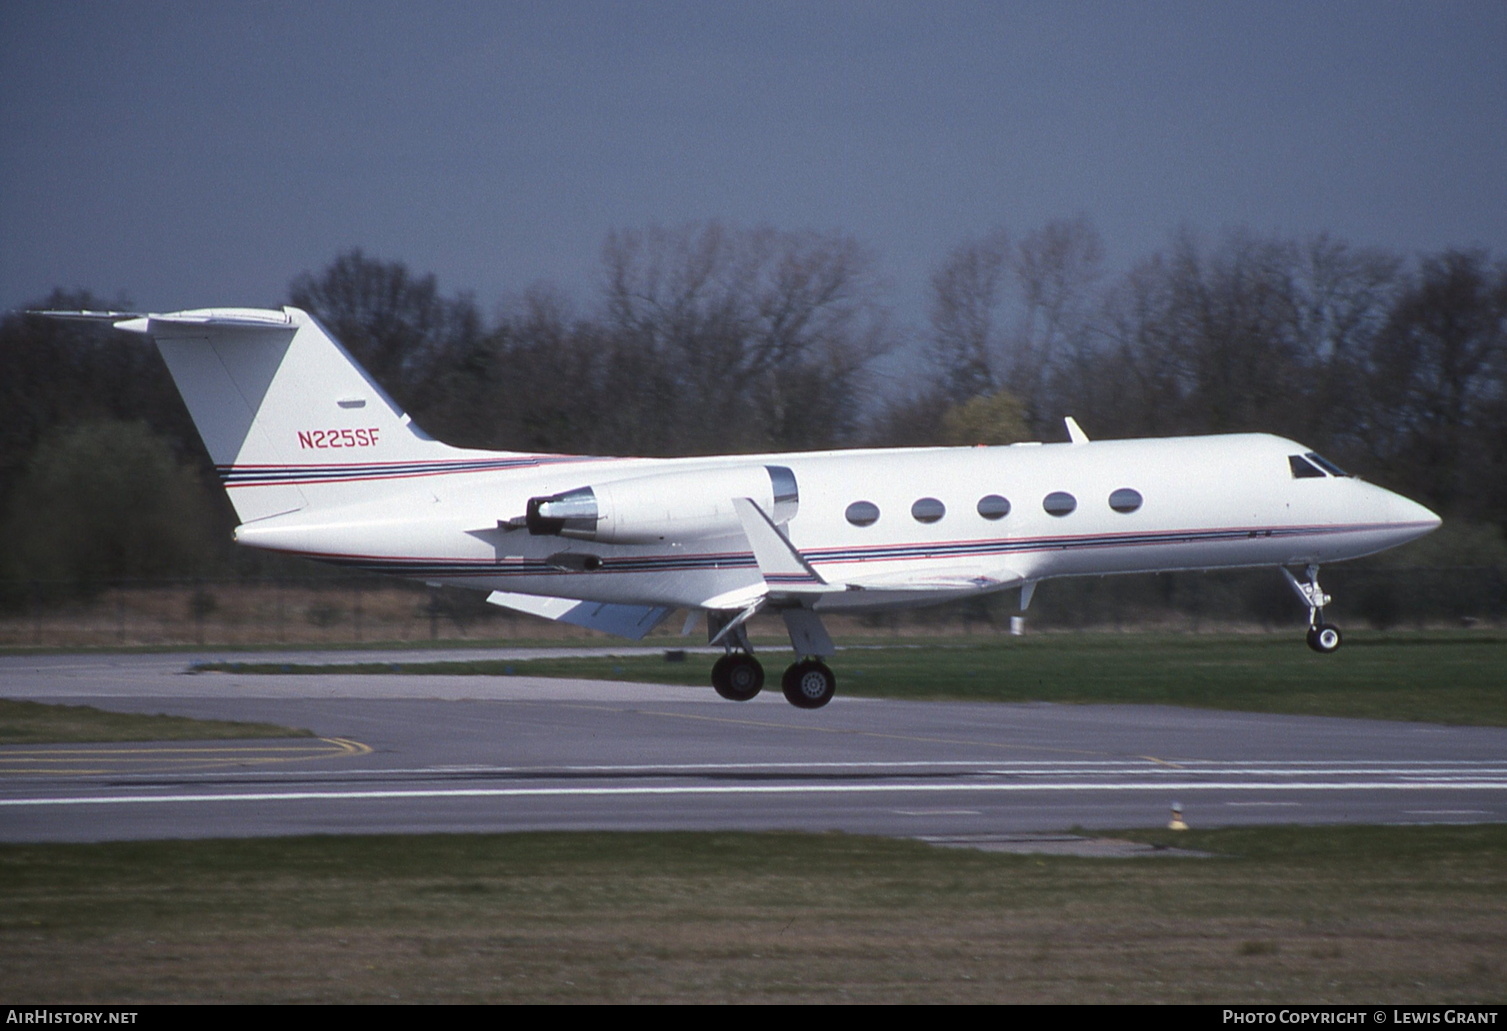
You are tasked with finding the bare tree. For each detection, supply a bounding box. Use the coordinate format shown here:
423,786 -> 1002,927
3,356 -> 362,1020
1363,249 -> 1507,515
1078,253 -> 1182,438
289,249 -> 482,415
927,218 -> 1105,436
422,284 -> 613,454
928,227 -> 1011,398
1087,230 -> 1384,444
1012,216 -> 1104,416
1282,235 -> 1401,452
597,223 -> 890,454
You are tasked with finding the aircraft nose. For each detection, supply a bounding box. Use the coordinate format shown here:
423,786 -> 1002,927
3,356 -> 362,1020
1375,485 -> 1441,542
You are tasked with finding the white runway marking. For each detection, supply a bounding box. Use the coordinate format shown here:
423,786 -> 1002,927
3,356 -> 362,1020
7,778 -> 1507,808
12,757 -> 1503,780
896,809 -> 984,816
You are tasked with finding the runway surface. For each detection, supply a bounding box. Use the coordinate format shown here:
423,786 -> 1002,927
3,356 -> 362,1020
3,649 -> 1506,842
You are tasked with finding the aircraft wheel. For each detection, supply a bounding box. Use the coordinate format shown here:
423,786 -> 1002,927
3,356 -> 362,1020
782,659 -> 836,709
712,653 -> 764,701
1306,623 -> 1343,654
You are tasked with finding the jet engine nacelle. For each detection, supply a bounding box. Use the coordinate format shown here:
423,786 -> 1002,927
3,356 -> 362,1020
526,465 -> 798,544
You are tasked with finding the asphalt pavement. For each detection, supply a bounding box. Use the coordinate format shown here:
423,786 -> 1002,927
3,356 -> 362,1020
3,649 -> 1504,842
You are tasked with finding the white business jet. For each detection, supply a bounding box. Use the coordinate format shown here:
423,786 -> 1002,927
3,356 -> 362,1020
38,307 -> 1441,708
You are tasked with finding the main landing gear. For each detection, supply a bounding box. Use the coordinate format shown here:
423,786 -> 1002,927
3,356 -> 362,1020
711,653 -> 763,701
782,659 -> 837,709
709,651 -> 838,708
1283,564 -> 1343,654
707,609 -> 839,709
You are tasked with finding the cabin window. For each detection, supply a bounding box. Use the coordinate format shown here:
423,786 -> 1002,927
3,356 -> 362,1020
1306,452 -> 1351,477
845,501 -> 880,527
977,494 -> 1011,520
1109,488 -> 1143,513
1043,491 -> 1077,516
1289,455 -> 1325,479
911,497 -> 945,524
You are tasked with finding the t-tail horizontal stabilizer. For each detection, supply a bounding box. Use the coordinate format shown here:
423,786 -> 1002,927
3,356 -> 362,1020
486,591 -> 674,640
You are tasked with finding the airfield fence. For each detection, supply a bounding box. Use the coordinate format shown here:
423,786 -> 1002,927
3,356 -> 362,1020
0,566 -> 1502,649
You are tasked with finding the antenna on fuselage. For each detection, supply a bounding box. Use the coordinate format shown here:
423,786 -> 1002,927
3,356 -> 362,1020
1064,416 -> 1090,444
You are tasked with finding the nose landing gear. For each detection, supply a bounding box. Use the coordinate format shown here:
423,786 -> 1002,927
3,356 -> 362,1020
1283,565 -> 1343,653
1306,623 -> 1343,653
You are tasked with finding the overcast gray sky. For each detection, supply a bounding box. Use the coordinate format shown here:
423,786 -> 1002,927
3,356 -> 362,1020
3,0 -> 1504,322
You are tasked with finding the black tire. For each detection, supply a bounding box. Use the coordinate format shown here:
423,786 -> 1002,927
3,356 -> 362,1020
712,653 -> 763,700
781,660 -> 836,709
1306,623 -> 1342,654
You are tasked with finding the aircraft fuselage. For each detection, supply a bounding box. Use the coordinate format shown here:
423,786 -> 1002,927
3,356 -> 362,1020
232,432 -> 1438,612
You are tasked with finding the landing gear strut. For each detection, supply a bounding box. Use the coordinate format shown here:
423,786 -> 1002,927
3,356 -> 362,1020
707,613 -> 764,700
1283,565 -> 1343,654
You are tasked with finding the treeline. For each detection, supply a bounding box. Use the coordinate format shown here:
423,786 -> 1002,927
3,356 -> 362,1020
2,220 -> 1504,591
288,226 -> 890,457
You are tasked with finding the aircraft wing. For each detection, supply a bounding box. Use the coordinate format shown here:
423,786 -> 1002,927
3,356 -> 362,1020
487,501 -> 1025,642
485,591 -> 674,640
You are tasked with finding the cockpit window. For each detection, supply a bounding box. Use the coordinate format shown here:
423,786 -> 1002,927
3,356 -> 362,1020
1289,455 -> 1325,479
1305,452 -> 1350,477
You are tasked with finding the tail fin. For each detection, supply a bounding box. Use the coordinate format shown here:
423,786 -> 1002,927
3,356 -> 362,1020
47,307 -> 477,523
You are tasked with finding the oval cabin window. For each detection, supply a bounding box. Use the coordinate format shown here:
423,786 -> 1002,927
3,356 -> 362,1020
911,497 -> 945,524
1109,488 -> 1143,513
977,494 -> 1011,520
845,501 -> 880,527
1043,491 -> 1077,517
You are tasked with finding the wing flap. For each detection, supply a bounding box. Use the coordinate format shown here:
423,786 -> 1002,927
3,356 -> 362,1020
486,590 -> 673,641
841,569 -> 1025,592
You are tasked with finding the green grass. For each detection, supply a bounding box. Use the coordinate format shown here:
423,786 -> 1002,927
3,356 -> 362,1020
0,698 -> 313,744
196,630 -> 1507,725
1,826 -> 1503,1003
